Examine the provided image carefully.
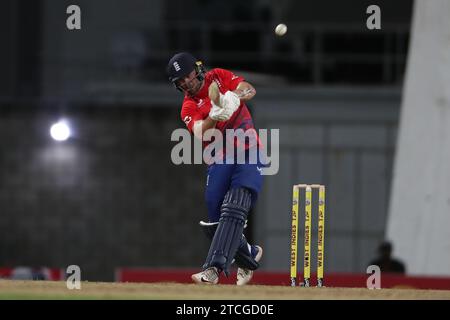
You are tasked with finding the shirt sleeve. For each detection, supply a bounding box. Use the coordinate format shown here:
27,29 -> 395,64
214,68 -> 245,91
181,100 -> 204,133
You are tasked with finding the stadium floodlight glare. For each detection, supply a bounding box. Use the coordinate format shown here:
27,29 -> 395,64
50,121 -> 71,141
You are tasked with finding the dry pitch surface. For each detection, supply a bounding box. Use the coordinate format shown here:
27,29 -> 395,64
0,280 -> 450,299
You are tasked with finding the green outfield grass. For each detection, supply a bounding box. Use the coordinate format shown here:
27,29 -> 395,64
0,280 -> 450,300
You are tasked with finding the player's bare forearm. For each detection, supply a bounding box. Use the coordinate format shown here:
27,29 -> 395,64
192,117 -> 218,139
233,82 -> 256,101
201,116 -> 218,132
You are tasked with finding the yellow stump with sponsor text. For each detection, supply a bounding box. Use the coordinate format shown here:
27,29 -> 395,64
290,185 -> 299,287
303,185 -> 312,287
317,185 -> 325,287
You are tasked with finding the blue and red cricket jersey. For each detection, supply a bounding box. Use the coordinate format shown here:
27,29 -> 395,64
181,68 -> 261,163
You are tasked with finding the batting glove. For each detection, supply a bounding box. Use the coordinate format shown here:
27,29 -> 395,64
209,101 -> 233,121
220,91 -> 240,113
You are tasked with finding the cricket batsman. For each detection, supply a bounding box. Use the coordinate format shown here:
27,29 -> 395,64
166,52 -> 265,285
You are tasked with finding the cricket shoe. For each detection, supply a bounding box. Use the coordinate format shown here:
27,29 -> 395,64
191,267 -> 219,285
236,245 -> 263,286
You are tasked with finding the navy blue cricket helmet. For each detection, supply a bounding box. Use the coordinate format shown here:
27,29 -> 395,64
166,52 -> 205,91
